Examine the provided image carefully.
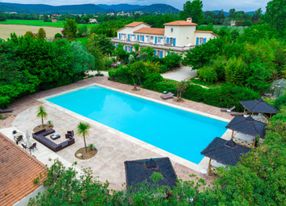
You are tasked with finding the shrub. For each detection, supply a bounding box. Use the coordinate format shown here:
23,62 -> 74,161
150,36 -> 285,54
198,66 -> 218,83
225,57 -> 248,85
153,80 -> 177,94
274,94 -> 286,109
159,64 -> 169,73
163,53 -> 182,70
108,66 -> 132,84
210,56 -> 227,81
183,83 -> 259,110
142,73 -> 164,90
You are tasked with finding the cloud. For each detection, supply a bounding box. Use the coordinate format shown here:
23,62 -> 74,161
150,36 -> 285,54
2,0 -> 270,11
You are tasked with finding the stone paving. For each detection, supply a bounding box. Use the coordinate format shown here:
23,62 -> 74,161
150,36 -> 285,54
0,77 -> 233,189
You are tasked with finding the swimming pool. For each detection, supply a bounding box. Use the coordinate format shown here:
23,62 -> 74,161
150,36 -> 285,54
47,85 -> 227,164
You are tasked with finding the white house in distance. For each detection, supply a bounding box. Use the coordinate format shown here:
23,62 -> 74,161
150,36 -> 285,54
112,18 -> 216,58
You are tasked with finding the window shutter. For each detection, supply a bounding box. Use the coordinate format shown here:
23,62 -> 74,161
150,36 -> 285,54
204,38 -> 207,43
196,37 -> 199,45
173,38 -> 176,46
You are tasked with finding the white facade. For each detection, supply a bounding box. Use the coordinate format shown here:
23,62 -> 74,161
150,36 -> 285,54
112,20 -> 216,58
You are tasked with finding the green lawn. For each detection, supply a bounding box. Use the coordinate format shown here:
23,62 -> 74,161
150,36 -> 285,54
0,19 -> 97,29
0,19 -> 65,27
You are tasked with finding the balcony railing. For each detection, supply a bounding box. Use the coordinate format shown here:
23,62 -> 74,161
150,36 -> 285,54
112,38 -> 195,52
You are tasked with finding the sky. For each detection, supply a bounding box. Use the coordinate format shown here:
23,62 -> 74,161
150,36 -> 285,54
1,0 -> 270,11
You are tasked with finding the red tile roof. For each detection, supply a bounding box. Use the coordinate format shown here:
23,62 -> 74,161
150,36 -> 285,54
195,30 -> 216,35
0,134 -> 46,206
164,20 -> 197,26
125,22 -> 145,27
134,27 -> 165,35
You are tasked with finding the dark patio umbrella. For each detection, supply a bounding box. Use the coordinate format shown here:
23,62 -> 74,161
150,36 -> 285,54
201,137 -> 250,166
240,99 -> 277,115
226,116 -> 266,138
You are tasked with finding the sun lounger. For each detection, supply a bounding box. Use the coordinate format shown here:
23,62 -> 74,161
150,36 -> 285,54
0,108 -> 13,113
160,92 -> 174,100
230,112 -> 244,116
221,106 -> 236,113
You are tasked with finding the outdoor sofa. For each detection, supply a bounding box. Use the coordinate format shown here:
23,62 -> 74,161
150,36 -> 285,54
33,129 -> 75,152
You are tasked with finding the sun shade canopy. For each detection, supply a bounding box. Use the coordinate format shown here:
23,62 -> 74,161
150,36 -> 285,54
201,137 -> 250,165
240,99 -> 277,115
226,116 -> 266,138
124,157 -> 177,188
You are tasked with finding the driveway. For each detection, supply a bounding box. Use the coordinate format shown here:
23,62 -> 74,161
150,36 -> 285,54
162,66 -> 197,81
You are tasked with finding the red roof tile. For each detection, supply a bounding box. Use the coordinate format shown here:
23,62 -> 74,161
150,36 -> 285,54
0,134 -> 46,206
125,22 -> 145,27
134,27 -> 165,35
164,20 -> 197,26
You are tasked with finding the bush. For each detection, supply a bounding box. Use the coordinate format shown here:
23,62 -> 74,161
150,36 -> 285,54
142,73 -> 164,90
183,83 -> 259,110
163,53 -> 182,70
159,64 -> 169,73
198,66 -> 218,83
274,94 -> 286,109
153,80 -> 178,94
108,66 -> 132,84
225,57 -> 248,85
210,56 -> 227,81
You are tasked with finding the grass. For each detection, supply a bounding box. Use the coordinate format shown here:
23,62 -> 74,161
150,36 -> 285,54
0,19 -> 65,27
0,19 -> 97,29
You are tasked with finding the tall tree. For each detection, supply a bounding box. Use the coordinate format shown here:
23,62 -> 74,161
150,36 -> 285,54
62,19 -> 77,39
37,28 -> 46,39
265,0 -> 286,35
252,8 -> 262,23
180,0 -> 204,24
88,34 -> 114,55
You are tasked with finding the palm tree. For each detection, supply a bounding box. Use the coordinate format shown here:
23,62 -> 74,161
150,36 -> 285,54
37,106 -> 47,126
77,122 -> 91,153
176,81 -> 188,102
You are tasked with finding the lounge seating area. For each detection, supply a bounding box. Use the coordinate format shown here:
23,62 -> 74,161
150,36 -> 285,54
33,129 -> 75,152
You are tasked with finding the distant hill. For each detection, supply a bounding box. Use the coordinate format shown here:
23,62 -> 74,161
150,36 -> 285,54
0,2 -> 179,14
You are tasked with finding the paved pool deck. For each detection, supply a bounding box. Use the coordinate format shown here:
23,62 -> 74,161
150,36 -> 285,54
0,76 -> 233,190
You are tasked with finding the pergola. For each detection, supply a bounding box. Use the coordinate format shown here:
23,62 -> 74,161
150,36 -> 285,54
124,157 -> 177,189
201,137 -> 250,175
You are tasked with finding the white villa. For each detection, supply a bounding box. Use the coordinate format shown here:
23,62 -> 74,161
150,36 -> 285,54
112,18 -> 216,58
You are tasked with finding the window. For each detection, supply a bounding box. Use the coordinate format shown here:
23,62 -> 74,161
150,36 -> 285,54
171,28 -> 174,33
196,37 -> 207,45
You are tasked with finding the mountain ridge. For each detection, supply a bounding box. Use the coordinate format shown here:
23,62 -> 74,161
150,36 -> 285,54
0,2 -> 180,14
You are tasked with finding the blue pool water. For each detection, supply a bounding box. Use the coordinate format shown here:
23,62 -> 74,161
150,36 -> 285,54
48,86 -> 227,164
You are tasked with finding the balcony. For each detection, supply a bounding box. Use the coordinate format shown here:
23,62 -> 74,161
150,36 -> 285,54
112,38 -> 194,52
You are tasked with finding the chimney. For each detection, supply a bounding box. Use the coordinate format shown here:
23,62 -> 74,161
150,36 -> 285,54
186,17 -> 192,23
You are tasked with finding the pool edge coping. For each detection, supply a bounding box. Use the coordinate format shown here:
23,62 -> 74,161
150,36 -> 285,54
38,82 -> 230,174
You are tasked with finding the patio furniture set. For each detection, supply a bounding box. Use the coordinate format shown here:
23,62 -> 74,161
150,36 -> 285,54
32,129 -> 75,152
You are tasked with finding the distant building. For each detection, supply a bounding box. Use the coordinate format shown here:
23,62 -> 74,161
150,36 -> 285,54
107,12 -> 115,16
230,20 -> 237,26
112,18 -> 216,58
89,18 -> 98,24
117,11 -> 131,16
